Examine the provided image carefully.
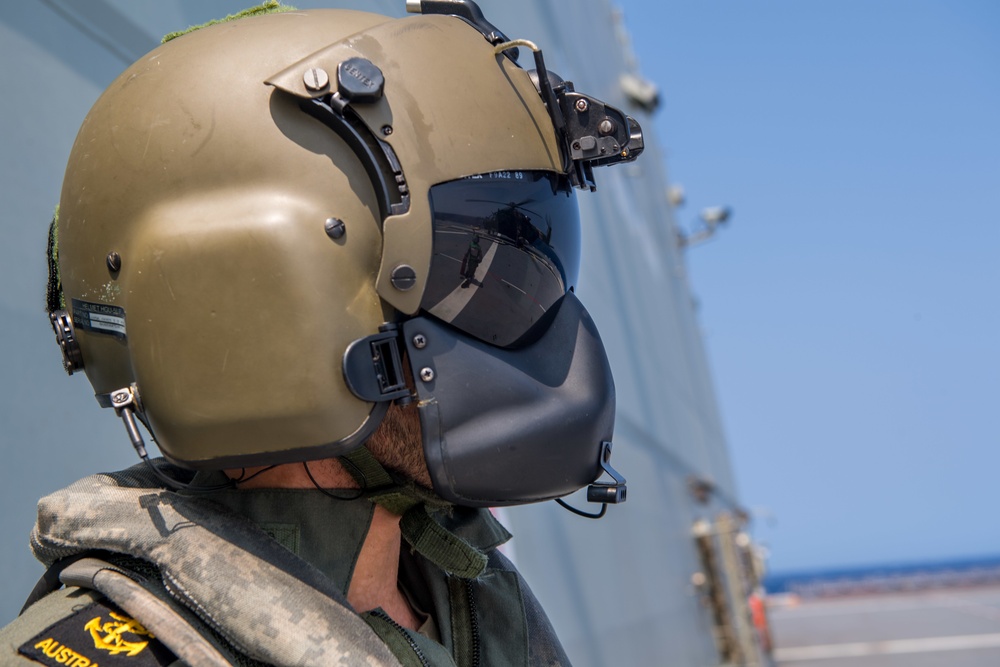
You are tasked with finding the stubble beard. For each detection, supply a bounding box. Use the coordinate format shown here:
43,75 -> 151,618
360,400 -> 432,489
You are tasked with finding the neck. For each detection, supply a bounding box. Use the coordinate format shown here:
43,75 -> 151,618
227,461 -> 422,630
350,505 -> 420,628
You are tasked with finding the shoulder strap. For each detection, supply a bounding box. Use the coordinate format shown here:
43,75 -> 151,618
340,448 -> 487,579
19,552 -> 95,615
58,557 -> 231,667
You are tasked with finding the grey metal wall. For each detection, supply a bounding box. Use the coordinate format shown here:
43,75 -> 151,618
489,4 -> 740,665
0,2 -> 739,664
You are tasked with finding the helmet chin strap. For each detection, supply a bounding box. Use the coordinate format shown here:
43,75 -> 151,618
338,446 -> 448,514
339,446 -> 488,580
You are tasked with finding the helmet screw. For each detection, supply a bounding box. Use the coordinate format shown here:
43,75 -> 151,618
303,68 -> 330,92
381,125 -> 393,136
324,217 -> 346,239
419,367 -> 435,383
575,98 -> 589,113
598,118 -> 616,135
412,333 -> 427,349
106,251 -> 122,273
390,264 -> 417,291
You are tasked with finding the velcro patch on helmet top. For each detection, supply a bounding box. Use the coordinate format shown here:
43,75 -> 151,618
160,0 -> 298,43
18,598 -> 177,667
71,299 -> 127,340
46,208 -> 64,315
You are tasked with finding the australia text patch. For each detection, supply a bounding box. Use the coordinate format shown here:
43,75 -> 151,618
19,598 -> 176,667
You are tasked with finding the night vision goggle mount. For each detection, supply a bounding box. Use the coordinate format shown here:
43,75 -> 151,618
541,74 -> 645,191
408,0 -> 644,191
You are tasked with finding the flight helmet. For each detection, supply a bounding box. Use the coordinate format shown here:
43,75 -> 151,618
48,1 -> 642,507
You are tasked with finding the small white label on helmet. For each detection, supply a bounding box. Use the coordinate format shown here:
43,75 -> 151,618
71,299 -> 126,339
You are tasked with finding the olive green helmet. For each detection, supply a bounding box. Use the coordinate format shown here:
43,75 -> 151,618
51,2 -> 641,506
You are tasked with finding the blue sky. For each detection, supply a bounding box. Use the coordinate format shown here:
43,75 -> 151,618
618,1 -> 1000,572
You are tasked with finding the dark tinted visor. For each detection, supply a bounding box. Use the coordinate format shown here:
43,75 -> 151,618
420,171 -> 580,348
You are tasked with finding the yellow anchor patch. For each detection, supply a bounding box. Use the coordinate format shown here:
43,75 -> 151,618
83,611 -> 154,657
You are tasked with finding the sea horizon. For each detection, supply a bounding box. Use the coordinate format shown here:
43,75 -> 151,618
766,552 -> 1000,596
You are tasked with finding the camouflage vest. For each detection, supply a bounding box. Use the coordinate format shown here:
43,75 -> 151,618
25,463 -> 571,667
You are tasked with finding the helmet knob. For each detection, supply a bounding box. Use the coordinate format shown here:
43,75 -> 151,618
337,58 -> 384,104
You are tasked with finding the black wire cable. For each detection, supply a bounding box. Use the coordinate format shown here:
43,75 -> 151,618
230,465 -> 278,485
120,408 -> 240,493
140,457 -> 236,494
302,461 -> 366,501
555,498 -> 608,520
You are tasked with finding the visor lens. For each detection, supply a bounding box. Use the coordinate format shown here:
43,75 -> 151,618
420,171 -> 580,348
